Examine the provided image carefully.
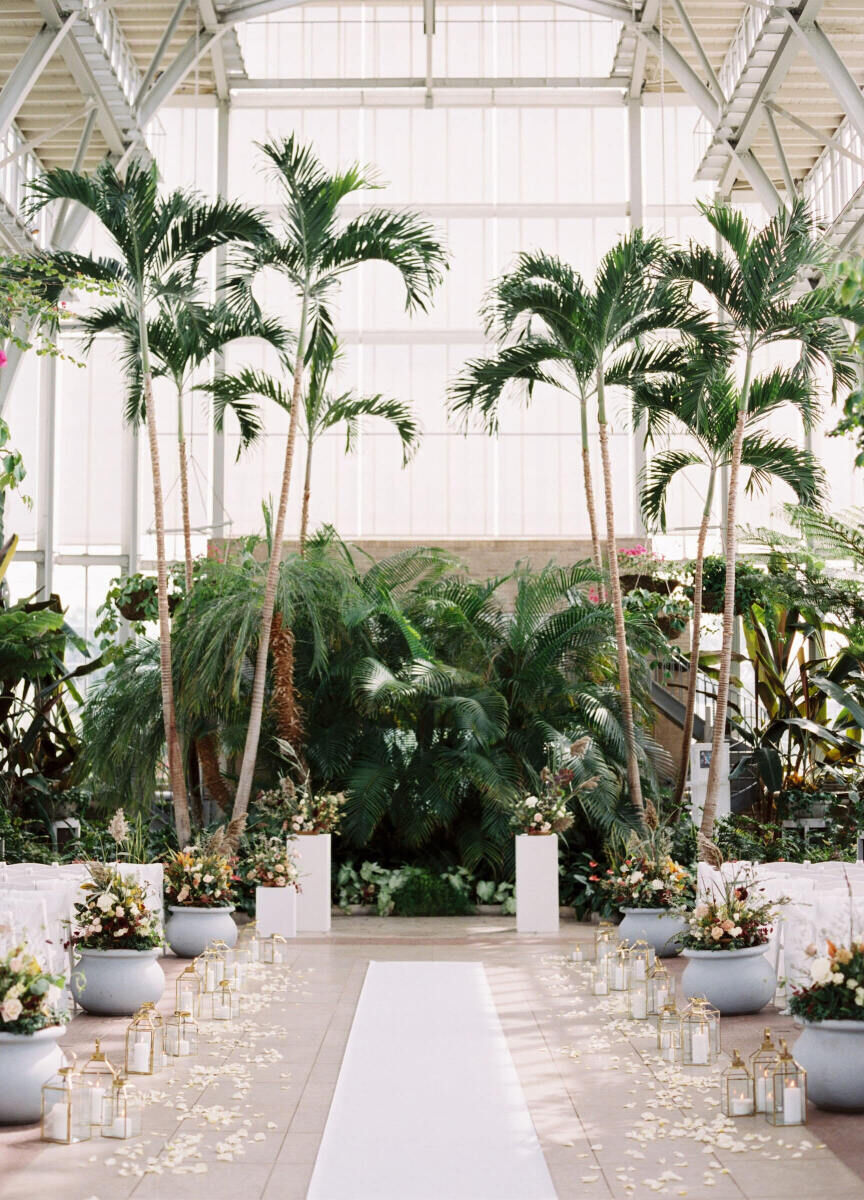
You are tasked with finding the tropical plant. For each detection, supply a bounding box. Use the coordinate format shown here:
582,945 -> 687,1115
223,135 -> 447,829
636,355 -> 827,805
450,239 -> 721,818
664,199 -> 858,846
26,158 -> 271,845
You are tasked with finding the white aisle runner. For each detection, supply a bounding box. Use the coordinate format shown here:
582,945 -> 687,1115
307,961 -> 557,1200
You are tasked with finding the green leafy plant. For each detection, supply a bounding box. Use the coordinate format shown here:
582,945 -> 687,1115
0,945 -> 68,1034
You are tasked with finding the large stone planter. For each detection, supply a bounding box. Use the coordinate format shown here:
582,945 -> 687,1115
794,1020 -> 864,1111
70,949 -> 164,1016
0,1026 -> 66,1124
681,944 -> 775,1014
288,835 -> 331,933
515,833 -> 559,933
619,907 -> 687,958
165,905 -> 237,958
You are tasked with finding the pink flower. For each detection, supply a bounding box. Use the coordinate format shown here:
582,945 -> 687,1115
0,349 -> 7,368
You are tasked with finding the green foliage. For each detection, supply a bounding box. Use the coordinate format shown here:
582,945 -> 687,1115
699,556 -> 770,615
389,867 -> 475,916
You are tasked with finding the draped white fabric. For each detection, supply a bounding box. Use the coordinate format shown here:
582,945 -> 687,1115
0,862 -> 164,976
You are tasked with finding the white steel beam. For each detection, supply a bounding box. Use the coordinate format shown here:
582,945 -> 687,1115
211,99 -> 229,537
134,0 -> 192,108
769,100 -> 864,171
139,28 -> 228,123
784,16 -> 864,145
0,16 -> 78,141
764,104 -> 797,199
198,0 -> 230,101
35,350 -> 57,600
50,106 -> 98,248
629,95 -> 646,537
667,0 -> 723,106
0,103 -> 95,170
232,76 -> 625,90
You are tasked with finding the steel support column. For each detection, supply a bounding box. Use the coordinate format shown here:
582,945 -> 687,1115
135,0 -> 192,108
629,96 -> 646,538
0,16 -> 78,141
139,29 -> 227,124
36,350 -> 57,600
784,16 -> 864,144
211,99 -> 229,538
51,106 -> 98,248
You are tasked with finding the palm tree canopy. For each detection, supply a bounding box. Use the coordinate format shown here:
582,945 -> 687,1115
228,135 -> 448,350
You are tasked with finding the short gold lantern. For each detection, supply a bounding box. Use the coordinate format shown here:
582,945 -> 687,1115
629,941 -> 652,983
165,1010 -> 198,1058
212,978 -> 234,1021
258,932 -> 289,965
767,1040 -> 807,1126
125,1005 -> 161,1076
721,1050 -> 755,1117
589,963 -> 609,996
647,962 -> 670,1015
750,1027 -> 779,1114
681,1003 -> 715,1066
657,1002 -> 682,1063
199,943 -> 227,992
41,1062 -> 91,1144
80,1038 -> 116,1128
175,961 -> 202,1017
627,974 -> 651,1020
609,944 -> 631,992
102,1073 -> 143,1139
593,921 -> 615,962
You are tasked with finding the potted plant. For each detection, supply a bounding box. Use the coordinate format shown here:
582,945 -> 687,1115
163,831 -> 236,957
260,771 -> 345,934
244,836 -> 301,938
679,875 -> 779,1014
790,936 -> 864,1111
0,944 -> 69,1124
69,864 -> 164,1016
602,835 -> 694,957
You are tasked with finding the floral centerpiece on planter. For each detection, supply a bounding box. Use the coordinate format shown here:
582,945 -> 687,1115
512,741 -> 597,836
678,875 -> 781,1014
602,831 -> 694,957
790,935 -> 864,1110
257,774 -> 345,836
242,837 -> 301,890
70,865 -> 165,1016
0,945 -> 68,1035
0,944 -> 70,1124
163,830 -> 239,958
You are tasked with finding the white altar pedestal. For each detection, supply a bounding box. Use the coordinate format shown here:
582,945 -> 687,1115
256,885 -> 297,938
515,834 -> 559,933
289,834 -> 332,932
689,742 -> 731,827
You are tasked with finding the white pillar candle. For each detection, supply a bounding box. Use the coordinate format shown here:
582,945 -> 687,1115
89,1087 -> 105,1124
660,1033 -> 677,1062
107,1116 -> 133,1138
632,959 -> 646,981
690,1029 -> 709,1065
178,1039 -> 190,1056
130,1041 -> 150,1073
44,1102 -> 68,1141
654,985 -> 668,1010
166,1030 -> 179,1055
630,991 -> 647,1019
755,1073 -> 769,1113
178,987 -> 194,1012
783,1081 -> 803,1125
731,1094 -> 754,1116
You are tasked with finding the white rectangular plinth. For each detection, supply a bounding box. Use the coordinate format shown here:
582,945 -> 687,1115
515,834 -> 559,933
288,834 -> 332,932
255,885 -> 297,938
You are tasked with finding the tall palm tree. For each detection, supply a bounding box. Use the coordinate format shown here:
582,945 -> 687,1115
665,199 -> 857,843
451,237 -> 721,819
26,159 -> 270,844
224,135 -> 447,826
635,358 -> 826,806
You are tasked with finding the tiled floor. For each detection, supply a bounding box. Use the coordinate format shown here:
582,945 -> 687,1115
1,917 -> 864,1200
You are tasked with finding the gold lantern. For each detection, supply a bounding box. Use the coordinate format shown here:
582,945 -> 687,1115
681,1002 -> 715,1066
227,944 -> 251,991
102,1073 -> 142,1139
80,1038 -> 116,1128
212,978 -> 234,1021
721,1050 -> 755,1117
593,921 -> 615,962
627,974 -> 651,1020
258,932 -> 288,965
41,1062 -> 91,1144
629,941 -> 652,983
750,1027 -> 779,1114
165,1010 -> 198,1057
125,1005 -> 161,1076
175,961 -> 203,1017
647,962 -> 670,1015
767,1040 -> 807,1126
657,1002 -> 682,1062
609,943 -> 631,992
589,963 -> 609,996
199,943 -> 227,992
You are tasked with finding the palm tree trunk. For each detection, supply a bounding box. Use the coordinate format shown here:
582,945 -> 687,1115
596,371 -> 644,818
197,732 -> 231,813
580,394 -> 603,586
673,468 -> 716,806
232,297 -> 309,824
299,438 -> 314,556
700,365 -> 751,845
270,610 -> 304,749
176,384 -> 194,593
138,301 -> 190,846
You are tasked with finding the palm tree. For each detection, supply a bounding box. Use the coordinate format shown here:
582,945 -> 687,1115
225,135 -> 447,826
665,199 -> 857,843
26,159 -> 271,844
635,358 -> 827,806
451,237 -> 721,819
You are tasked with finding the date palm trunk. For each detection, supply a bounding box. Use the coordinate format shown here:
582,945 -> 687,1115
232,294 -> 309,824
138,299 -> 190,846
580,394 -> 603,588
596,370 -> 644,819
701,353 -> 752,845
673,468 -> 716,807
299,438 -> 314,556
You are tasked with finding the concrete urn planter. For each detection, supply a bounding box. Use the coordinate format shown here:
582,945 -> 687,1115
70,948 -> 164,1016
794,1020 -> 864,1112
618,907 -> 687,958
681,945 -> 775,1015
0,1026 -> 66,1124
164,905 -> 237,958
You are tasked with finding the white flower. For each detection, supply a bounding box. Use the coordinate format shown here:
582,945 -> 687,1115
809,958 -> 832,984
533,813 -> 543,823
847,978 -> 859,990
832,972 -> 845,983
96,893 -> 117,912
203,875 -> 214,884
8,955 -> 24,973
45,985 -> 63,1009
630,871 -> 644,884
113,928 -> 128,938
177,885 -> 190,903
731,926 -> 742,937
1,997 -> 23,1023
856,988 -> 864,1006
115,906 -> 125,918
107,808 -> 130,843
650,879 -> 664,891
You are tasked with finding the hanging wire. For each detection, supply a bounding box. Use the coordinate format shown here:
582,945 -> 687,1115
659,1 -> 668,234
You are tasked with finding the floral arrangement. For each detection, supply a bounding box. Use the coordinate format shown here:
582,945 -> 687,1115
790,937 -> 864,1022
600,853 -> 694,910
242,837 -> 301,889
73,864 -> 162,951
512,740 -> 598,835
257,775 -> 345,835
0,945 -> 68,1034
680,876 -> 778,951
164,830 -> 234,908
